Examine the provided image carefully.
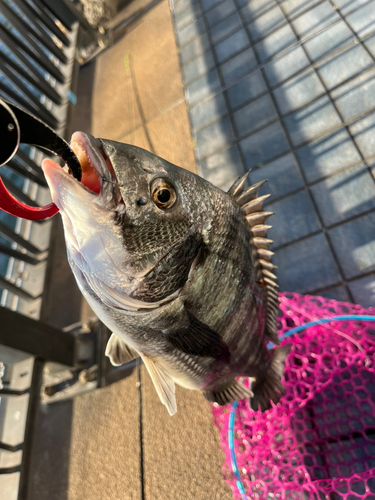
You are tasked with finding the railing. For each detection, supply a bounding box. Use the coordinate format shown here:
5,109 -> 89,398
0,0 -> 80,316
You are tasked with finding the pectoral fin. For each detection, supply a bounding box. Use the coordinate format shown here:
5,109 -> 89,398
141,355 -> 177,416
162,307 -> 230,362
105,333 -> 139,366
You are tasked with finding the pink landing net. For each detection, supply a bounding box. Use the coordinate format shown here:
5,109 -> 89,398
212,292 -> 375,500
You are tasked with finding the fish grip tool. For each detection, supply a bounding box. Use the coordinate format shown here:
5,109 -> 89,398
0,98 -> 81,220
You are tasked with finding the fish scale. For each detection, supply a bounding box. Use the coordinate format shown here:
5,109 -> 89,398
42,133 -> 291,415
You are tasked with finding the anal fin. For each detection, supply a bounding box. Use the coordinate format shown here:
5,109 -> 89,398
142,355 -> 177,416
250,344 -> 291,411
203,379 -> 253,406
105,333 -> 139,366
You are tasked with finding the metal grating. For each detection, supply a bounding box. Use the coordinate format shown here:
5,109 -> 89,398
171,0 -> 375,307
0,0 -> 80,321
0,2 -> 80,498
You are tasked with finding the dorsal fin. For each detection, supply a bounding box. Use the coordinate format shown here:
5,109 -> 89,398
230,174 -> 279,344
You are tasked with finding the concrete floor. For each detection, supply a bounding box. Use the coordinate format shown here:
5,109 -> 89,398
28,1 -> 232,499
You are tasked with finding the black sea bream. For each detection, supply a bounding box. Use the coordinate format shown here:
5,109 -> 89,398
42,132 -> 290,415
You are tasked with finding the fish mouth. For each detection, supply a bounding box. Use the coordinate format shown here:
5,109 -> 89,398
69,131 -> 119,199
42,131 -> 123,211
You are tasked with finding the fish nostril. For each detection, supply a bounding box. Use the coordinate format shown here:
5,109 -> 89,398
137,197 -> 148,206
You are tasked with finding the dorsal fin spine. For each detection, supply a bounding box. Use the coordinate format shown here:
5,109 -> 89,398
257,248 -> 274,259
229,175 -> 279,343
251,225 -> 272,237
264,277 -> 278,288
259,259 -> 277,271
235,180 -> 267,205
253,237 -> 273,249
228,171 -> 250,198
242,194 -> 271,215
263,269 -> 277,280
246,211 -> 274,226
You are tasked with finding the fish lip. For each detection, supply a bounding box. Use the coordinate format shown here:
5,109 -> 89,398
70,131 -> 118,196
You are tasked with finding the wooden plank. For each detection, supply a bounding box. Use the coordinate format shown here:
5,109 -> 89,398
141,365 -> 233,500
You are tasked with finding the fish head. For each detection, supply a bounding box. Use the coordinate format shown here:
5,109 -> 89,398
99,137 -> 210,263
42,132 -> 215,305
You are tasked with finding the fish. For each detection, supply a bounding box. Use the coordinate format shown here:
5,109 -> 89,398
42,132 -> 290,416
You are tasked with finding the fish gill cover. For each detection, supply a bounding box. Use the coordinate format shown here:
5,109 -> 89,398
213,292 -> 375,500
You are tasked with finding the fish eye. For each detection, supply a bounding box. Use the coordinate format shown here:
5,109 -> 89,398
151,179 -> 176,209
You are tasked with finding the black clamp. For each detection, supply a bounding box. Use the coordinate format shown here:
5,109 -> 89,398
0,98 -> 81,181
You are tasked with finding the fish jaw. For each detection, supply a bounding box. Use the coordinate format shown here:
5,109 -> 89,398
42,158 -> 97,212
42,152 -> 132,294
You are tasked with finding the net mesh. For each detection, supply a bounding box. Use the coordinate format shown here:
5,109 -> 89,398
212,292 -> 375,499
